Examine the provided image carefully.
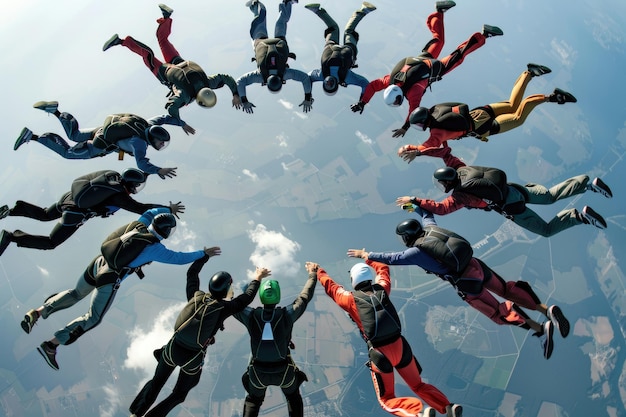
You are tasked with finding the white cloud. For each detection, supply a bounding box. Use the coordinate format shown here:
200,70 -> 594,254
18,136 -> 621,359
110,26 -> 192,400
355,130 -> 373,145
123,303 -> 183,378
247,224 -> 301,279
242,168 -> 259,181
550,38 -> 578,68
277,132 -> 288,147
98,384 -> 123,417
37,266 -> 50,276
278,99 -> 294,110
164,219 -> 198,252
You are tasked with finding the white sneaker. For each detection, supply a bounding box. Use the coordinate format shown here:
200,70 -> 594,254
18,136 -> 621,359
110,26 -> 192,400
541,321 -> 554,359
547,305 -> 570,338
581,206 -> 607,229
421,407 -> 436,417
588,177 -> 612,198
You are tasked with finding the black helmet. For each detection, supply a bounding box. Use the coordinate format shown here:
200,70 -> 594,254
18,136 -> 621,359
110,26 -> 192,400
208,271 -> 233,299
396,218 -> 423,247
433,167 -> 458,192
266,75 -> 283,93
146,126 -> 170,150
121,168 -> 147,194
409,107 -> 429,130
322,76 -> 339,95
150,213 -> 177,239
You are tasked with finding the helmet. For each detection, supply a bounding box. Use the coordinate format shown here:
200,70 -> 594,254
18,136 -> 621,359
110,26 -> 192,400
409,107 -> 429,130
396,219 -> 423,247
433,167 -> 458,192
266,75 -> 283,93
146,126 -> 170,150
121,168 -> 147,194
149,213 -> 177,239
383,85 -> 403,107
322,76 -> 339,95
259,279 -> 281,305
196,88 -> 217,108
208,271 -> 233,299
350,263 -> 374,289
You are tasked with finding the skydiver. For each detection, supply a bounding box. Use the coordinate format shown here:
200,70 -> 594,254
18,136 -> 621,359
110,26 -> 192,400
128,262 -> 266,417
232,262 -> 317,417
14,101 -> 178,179
23,208 -> 216,371
236,0 -> 314,115
315,258 -> 462,416
102,4 -> 241,132
0,168 -> 183,257
305,2 -> 376,97
350,1 -> 504,138
398,63 -> 577,156
396,144 -> 612,237
346,207 -> 571,360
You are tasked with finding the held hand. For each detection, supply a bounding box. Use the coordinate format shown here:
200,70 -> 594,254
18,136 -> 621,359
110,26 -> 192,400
347,248 -> 367,259
398,146 -> 420,163
255,266 -> 271,280
392,128 -> 407,138
350,101 -> 365,114
305,262 -> 319,274
242,102 -> 256,114
182,124 -> 196,135
204,246 -> 222,257
232,95 -> 242,109
169,201 -> 186,218
158,167 -> 178,179
299,98 -> 314,113
395,196 -> 413,206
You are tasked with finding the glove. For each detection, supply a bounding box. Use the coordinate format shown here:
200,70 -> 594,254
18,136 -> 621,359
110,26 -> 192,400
242,101 -> 256,114
350,101 -> 365,114
392,128 -> 407,138
299,98 -> 314,113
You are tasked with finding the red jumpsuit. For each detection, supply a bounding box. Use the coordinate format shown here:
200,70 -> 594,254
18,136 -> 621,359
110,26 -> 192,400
360,11 -> 487,127
317,260 -> 451,416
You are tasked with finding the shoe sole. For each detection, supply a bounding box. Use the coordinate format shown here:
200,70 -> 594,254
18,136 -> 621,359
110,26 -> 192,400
549,306 -> 570,338
14,128 -> 32,151
36,346 -> 59,370
33,101 -> 58,112
543,321 -> 554,359
21,317 -> 34,334
527,63 -> 551,76
0,205 -> 9,220
102,34 -> 120,52
0,230 -> 12,256
583,206 -> 607,229
592,178 -> 612,198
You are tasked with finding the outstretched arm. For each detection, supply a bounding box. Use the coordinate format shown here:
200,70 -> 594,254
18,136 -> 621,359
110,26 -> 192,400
147,114 -> 195,135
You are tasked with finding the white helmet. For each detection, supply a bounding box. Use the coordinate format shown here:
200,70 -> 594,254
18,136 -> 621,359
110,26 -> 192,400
196,88 -> 217,108
383,85 -> 403,107
350,263 -> 375,289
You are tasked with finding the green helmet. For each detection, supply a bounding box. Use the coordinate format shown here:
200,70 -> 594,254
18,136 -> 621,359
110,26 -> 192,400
259,279 -> 281,305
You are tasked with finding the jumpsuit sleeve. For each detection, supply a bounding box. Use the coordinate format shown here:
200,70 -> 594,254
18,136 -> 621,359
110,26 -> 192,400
236,71 -> 263,99
128,138 -> 161,174
147,114 -> 186,128
360,74 -> 390,104
287,272 -> 317,322
186,254 -> 210,300
100,193 -> 165,215
206,73 -> 240,96
366,260 -> 391,295
224,280 -> 261,315
283,68 -> 313,95
344,70 -> 370,95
